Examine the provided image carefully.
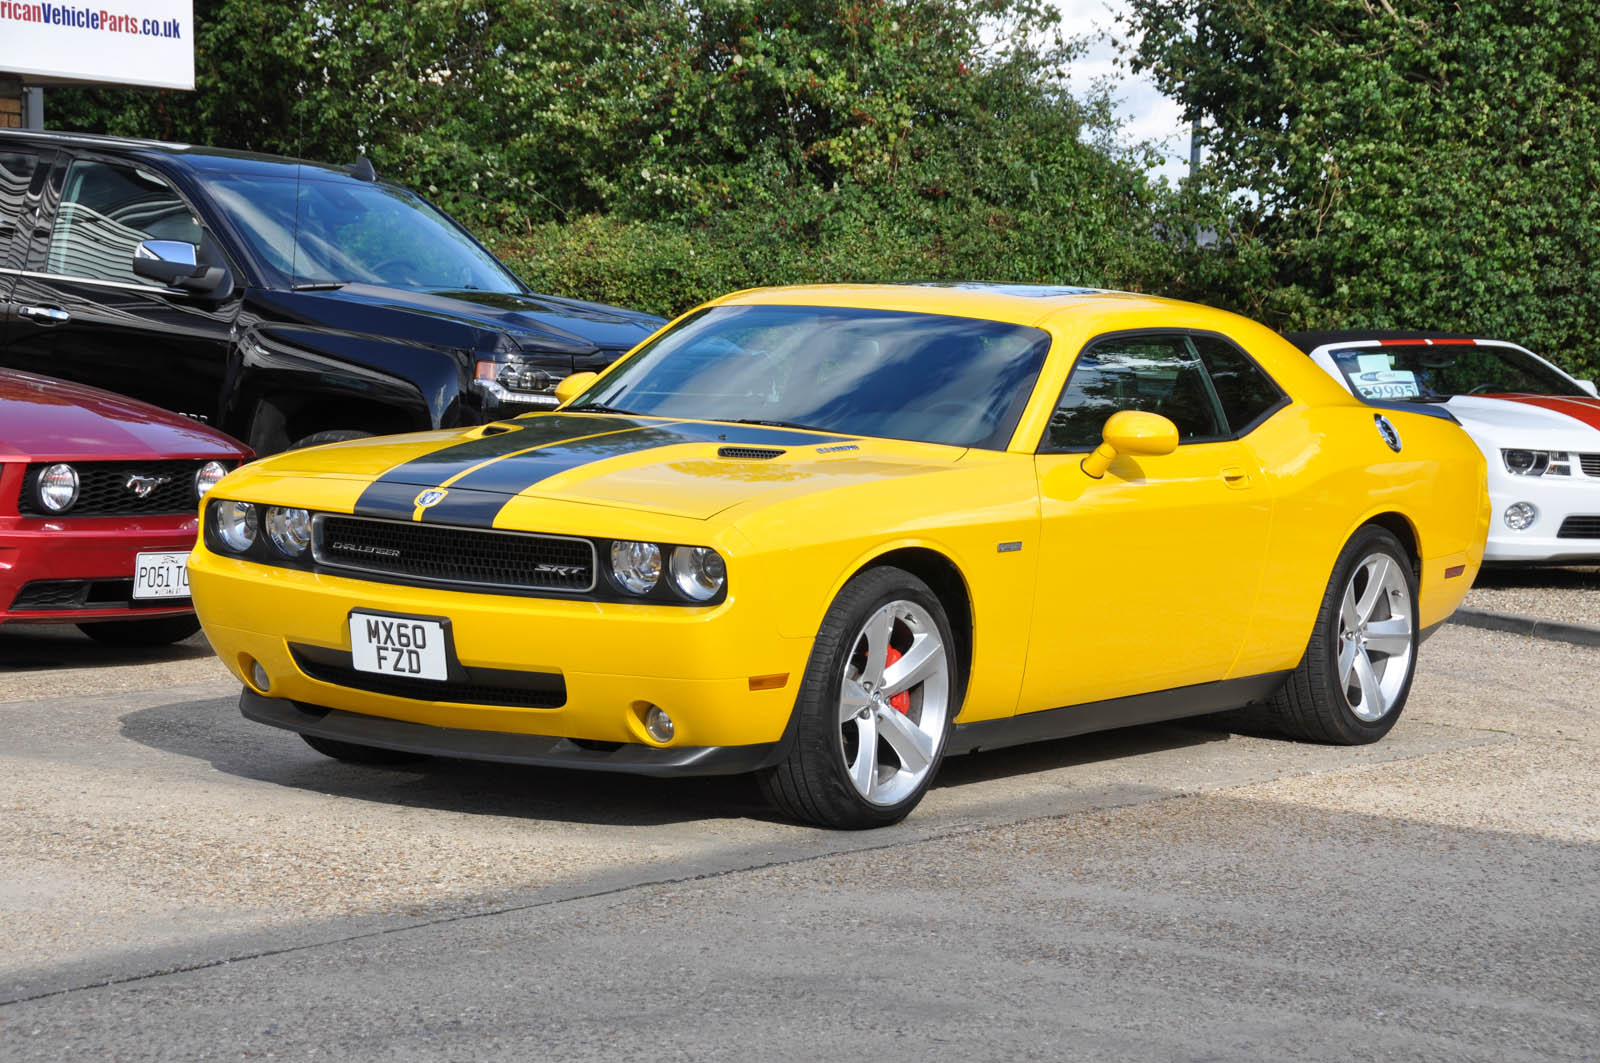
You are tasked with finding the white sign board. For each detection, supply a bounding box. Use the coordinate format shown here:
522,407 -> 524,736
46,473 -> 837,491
0,1 -> 195,91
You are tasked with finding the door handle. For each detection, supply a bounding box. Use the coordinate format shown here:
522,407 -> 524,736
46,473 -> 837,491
1221,466 -> 1251,489
19,306 -> 70,325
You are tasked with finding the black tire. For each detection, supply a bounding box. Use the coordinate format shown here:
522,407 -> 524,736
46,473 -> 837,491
77,615 -> 202,647
758,566 -> 959,829
300,732 -> 430,765
1267,525 -> 1418,744
289,429 -> 373,450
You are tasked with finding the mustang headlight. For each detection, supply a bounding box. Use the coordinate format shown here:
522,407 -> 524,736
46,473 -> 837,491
37,463 -> 79,512
212,500 -> 259,553
194,461 -> 229,498
610,540 -> 662,595
264,506 -> 312,558
669,546 -> 727,602
1502,449 -> 1570,476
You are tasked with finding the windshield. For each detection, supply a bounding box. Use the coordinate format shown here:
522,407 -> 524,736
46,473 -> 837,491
575,304 -> 1052,450
1329,343 -> 1585,401
204,173 -> 523,293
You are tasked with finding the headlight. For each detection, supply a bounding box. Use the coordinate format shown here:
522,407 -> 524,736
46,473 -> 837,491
194,461 -> 229,498
37,463 -> 79,512
264,506 -> 312,557
609,540 -> 662,595
474,359 -> 559,405
212,500 -> 258,553
669,546 -> 727,602
1501,449 -> 1572,476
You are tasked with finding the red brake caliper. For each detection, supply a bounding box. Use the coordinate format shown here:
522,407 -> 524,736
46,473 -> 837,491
883,645 -> 911,714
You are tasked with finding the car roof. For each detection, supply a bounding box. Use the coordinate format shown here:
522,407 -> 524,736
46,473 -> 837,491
1282,329 -> 1490,353
714,282 -> 1199,327
0,127 -> 368,182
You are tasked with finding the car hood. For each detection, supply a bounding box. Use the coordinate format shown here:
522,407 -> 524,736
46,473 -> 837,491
275,284 -> 665,357
250,414 -> 966,522
0,369 -> 249,462
1446,394 -> 1600,442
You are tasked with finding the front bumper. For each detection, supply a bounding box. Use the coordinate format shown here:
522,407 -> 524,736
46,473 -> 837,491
242,687 -> 786,775
0,514 -> 198,623
189,546 -> 814,754
1484,475 -> 1600,562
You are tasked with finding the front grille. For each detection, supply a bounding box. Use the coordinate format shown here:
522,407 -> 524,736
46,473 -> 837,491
1557,516 -> 1600,539
313,515 -> 596,592
1579,454 -> 1600,477
8,578 -> 182,611
18,460 -> 225,517
717,446 -> 785,460
291,646 -> 566,708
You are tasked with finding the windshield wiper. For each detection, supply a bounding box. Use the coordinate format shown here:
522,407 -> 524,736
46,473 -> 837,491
566,402 -> 636,414
724,417 -> 829,432
292,280 -> 350,291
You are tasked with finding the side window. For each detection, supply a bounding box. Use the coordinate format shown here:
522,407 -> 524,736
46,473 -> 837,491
46,159 -> 202,284
1190,334 -> 1286,434
0,151 -> 41,271
1042,334 -> 1227,452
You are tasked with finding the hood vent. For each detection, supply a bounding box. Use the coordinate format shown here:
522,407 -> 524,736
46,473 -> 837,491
717,446 -> 786,460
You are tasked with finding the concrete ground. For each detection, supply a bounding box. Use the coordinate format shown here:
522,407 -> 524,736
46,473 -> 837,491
0,620 -> 1595,1061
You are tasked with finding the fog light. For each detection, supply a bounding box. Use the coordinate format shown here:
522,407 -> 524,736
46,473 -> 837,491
37,463 -> 79,512
1504,502 -> 1537,531
250,660 -> 271,693
194,461 -> 228,498
644,705 -> 674,743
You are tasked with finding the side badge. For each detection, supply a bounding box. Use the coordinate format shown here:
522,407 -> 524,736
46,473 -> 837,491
415,488 -> 448,508
1374,414 -> 1402,453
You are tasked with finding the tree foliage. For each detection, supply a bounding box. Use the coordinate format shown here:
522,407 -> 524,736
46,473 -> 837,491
1126,0 -> 1600,375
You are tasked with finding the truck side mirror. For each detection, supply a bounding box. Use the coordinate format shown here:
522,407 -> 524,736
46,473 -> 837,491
132,240 -> 232,298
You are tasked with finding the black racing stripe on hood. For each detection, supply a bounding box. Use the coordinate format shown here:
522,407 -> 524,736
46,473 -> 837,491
352,415 -> 651,520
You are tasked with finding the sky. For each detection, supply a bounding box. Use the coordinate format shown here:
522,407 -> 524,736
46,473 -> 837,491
1049,0 -> 1192,184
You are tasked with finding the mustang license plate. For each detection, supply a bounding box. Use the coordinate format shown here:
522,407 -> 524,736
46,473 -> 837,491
132,551 -> 191,600
349,612 -> 448,681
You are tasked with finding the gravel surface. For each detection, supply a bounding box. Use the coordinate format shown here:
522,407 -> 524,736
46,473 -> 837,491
1465,565 -> 1600,627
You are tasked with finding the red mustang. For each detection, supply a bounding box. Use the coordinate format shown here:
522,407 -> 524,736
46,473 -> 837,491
1,370 -> 250,645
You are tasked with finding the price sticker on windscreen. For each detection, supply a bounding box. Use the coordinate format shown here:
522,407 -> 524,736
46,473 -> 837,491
349,613 -> 449,680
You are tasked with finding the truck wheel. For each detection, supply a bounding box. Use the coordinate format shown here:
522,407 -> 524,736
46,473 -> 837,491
758,566 -> 957,829
78,616 -> 202,647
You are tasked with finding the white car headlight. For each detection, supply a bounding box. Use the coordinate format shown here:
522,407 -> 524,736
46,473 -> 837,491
1501,449 -> 1571,476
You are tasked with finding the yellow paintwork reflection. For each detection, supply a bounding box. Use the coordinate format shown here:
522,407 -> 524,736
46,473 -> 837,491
189,285 -> 1488,752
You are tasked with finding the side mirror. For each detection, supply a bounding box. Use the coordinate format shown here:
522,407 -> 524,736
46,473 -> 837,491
1577,379 -> 1598,398
132,240 -> 232,297
1080,410 -> 1179,479
554,371 -> 599,407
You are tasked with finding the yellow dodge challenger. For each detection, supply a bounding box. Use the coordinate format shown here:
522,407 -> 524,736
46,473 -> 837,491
189,284 -> 1489,829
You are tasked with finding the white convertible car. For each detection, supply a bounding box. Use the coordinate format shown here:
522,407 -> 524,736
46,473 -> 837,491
1291,331 -> 1600,563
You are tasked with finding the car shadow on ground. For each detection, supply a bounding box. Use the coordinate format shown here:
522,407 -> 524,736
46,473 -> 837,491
1470,564 -> 1600,590
0,624 -> 213,669
117,695 -> 1234,829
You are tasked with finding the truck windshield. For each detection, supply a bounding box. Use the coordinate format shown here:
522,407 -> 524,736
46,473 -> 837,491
574,304 -> 1052,450
205,173 -> 523,293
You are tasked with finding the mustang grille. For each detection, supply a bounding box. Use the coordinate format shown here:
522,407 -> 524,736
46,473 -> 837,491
312,515 -> 596,592
18,460 -> 224,517
1578,454 -> 1600,477
1556,515 -> 1600,539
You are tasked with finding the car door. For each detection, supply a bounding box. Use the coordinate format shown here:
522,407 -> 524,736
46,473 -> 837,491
1019,330 -> 1286,713
0,146 -> 52,347
2,153 -> 238,424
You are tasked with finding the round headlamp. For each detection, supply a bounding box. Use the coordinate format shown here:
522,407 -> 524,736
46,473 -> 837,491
669,546 -> 727,602
610,540 -> 662,595
264,506 -> 312,558
37,463 -> 79,513
194,461 -> 229,499
213,499 -> 258,553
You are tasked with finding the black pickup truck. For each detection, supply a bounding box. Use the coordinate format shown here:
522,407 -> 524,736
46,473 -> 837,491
0,130 -> 664,453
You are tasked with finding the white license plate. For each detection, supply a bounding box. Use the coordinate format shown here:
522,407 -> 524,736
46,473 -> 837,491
132,551 -> 191,600
349,613 -> 448,681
